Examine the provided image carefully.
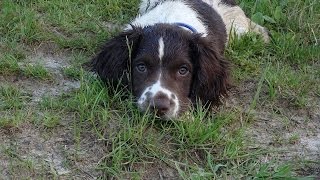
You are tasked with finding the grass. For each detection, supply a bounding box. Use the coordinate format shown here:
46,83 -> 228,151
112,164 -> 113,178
0,0 -> 319,179
63,66 -> 82,80
22,64 -> 52,80
0,54 -> 51,80
0,85 -> 29,110
0,54 -> 21,75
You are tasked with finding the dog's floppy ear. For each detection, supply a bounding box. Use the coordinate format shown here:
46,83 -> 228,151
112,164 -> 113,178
91,27 -> 142,86
190,36 -> 230,106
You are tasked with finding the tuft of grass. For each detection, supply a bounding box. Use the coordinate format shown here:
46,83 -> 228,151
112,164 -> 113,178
172,108 -> 239,148
0,54 -> 20,75
63,66 -> 81,80
253,163 -> 295,179
34,111 -> 62,128
22,64 -> 52,80
227,32 -> 266,81
0,85 -> 30,110
0,111 -> 28,129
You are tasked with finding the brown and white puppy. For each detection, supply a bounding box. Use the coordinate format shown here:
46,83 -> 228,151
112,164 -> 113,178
92,0 -> 269,119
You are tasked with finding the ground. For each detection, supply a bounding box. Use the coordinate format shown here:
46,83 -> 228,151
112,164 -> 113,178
0,0 -> 319,179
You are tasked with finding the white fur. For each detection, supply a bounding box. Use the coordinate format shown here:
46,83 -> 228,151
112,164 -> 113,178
138,73 -> 180,118
158,37 -> 164,61
128,1 -> 208,36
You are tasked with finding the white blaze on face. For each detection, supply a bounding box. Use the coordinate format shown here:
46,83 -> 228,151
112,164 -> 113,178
137,37 -> 180,118
158,37 -> 164,61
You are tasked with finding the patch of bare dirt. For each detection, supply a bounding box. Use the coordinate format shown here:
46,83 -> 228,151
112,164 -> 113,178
1,43 -> 80,103
24,43 -> 80,103
0,121 -> 106,179
227,80 -> 320,175
0,43 -> 105,179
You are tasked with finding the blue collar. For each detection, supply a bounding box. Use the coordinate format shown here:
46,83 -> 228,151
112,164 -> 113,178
175,22 -> 198,33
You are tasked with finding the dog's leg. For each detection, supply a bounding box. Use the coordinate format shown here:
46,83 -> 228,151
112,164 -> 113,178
202,0 -> 270,43
248,19 -> 270,43
223,7 -> 270,43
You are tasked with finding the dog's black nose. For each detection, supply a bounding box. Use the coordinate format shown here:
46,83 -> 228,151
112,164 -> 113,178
151,94 -> 171,116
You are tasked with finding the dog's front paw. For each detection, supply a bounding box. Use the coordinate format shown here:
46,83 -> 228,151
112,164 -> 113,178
250,23 -> 271,43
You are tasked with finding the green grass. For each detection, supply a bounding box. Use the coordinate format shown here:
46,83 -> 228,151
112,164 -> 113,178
0,55 -> 20,75
0,110 -> 28,128
0,85 -> 29,110
63,66 -> 82,80
0,54 -> 52,80
22,64 -> 52,80
0,0 -> 319,179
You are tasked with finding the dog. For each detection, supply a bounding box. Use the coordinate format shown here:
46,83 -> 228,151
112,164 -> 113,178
92,0 -> 269,119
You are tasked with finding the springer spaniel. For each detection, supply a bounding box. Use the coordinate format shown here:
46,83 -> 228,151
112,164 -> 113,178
92,0 -> 269,119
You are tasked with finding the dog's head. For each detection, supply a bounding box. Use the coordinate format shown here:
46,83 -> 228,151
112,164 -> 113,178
92,24 -> 229,119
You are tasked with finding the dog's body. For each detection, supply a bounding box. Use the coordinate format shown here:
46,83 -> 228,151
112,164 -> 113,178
136,0 -> 269,42
92,0 -> 269,119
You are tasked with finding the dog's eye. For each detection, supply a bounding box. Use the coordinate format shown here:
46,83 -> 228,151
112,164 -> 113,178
136,63 -> 147,73
178,66 -> 189,76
